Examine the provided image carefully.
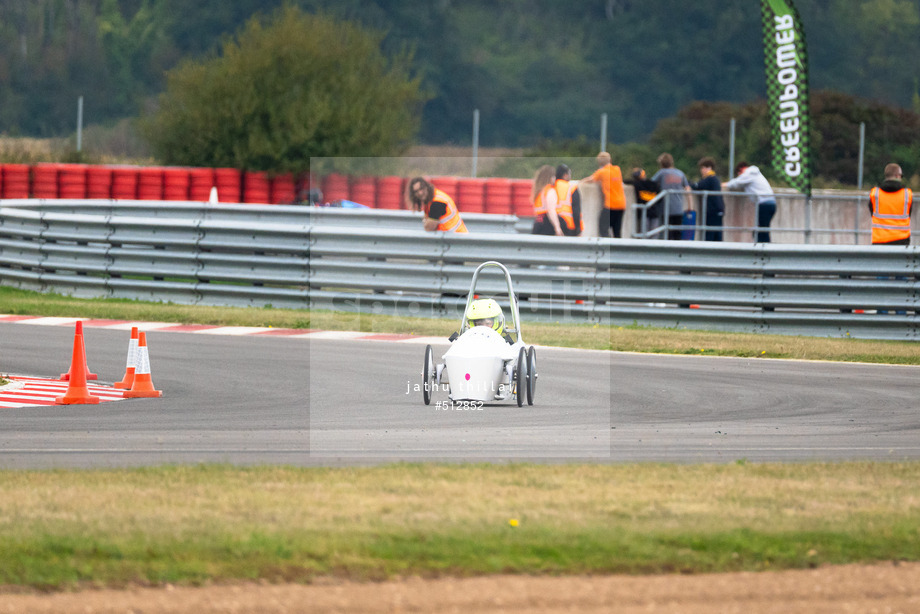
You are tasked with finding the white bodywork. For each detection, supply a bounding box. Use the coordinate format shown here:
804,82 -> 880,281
441,327 -> 522,402
421,260 -> 536,407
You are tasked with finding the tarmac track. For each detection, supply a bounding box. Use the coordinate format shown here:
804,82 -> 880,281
1,321 -> 919,468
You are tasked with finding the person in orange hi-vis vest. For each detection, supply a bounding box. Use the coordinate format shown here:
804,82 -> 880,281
580,151 -> 627,238
869,163 -> 913,246
407,176 -> 468,233
868,163 -> 913,315
545,164 -> 583,237
530,164 -> 563,236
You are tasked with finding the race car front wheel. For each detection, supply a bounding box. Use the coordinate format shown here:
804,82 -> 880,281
516,346 -> 526,407
526,345 -> 537,406
423,345 -> 435,405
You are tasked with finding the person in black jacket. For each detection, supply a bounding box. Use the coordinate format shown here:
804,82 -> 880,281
690,157 -> 725,241
630,168 -> 660,237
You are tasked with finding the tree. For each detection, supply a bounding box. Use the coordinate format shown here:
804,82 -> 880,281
97,0 -> 174,113
0,0 -> 121,136
646,92 -> 920,187
140,6 -> 425,171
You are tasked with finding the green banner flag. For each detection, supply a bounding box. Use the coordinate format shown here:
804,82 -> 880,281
761,0 -> 811,197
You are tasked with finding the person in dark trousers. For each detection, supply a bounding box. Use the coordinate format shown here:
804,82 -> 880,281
690,157 -> 725,241
868,163 -> 913,246
723,161 -> 776,243
630,167 -> 660,237
651,153 -> 691,240
547,164 -> 583,237
581,152 -> 627,238
530,164 -> 562,236
868,162 -> 913,314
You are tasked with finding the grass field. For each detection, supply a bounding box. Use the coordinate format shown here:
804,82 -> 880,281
1,285 -> 919,589
1,463 -> 918,590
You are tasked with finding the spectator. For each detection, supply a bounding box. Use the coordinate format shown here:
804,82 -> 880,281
723,161 -> 776,243
651,153 -> 691,240
630,167 -> 660,237
581,152 -> 627,238
868,163 -> 912,314
301,187 -> 324,206
690,157 -> 725,241
530,164 -> 562,236
407,176 -> 468,233
546,164 -> 583,237
868,162 -> 913,246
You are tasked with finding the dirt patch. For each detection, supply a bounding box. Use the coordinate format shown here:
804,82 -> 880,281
0,562 -> 917,613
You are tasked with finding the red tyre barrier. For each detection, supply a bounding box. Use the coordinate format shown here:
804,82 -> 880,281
111,166 -> 139,200
242,170 -> 270,203
32,163 -> 59,199
349,176 -> 377,208
269,174 -> 296,204
2,164 -> 30,198
136,167 -> 164,200
511,179 -> 534,217
457,178 -> 485,213
484,178 -> 513,214
162,167 -> 191,201
376,176 -> 405,209
58,164 -> 88,199
321,173 -> 350,203
429,176 -> 459,202
86,166 -> 113,199
188,167 -> 215,201
214,167 -> 241,202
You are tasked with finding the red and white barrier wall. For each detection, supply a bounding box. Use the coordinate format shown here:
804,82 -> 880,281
319,173 -> 533,215
0,163 -> 535,215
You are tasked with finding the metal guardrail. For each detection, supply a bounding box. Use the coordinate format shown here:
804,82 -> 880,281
633,189 -> 885,245
0,199 -> 520,234
1,201 -> 919,340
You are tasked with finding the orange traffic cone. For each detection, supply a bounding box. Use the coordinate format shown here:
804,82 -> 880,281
123,332 -> 163,398
55,328 -> 100,405
114,327 -> 139,390
60,321 -> 98,381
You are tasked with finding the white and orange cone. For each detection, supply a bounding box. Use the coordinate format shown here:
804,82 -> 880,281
113,327 -> 139,390
123,332 -> 163,398
55,327 -> 100,405
60,320 -> 98,381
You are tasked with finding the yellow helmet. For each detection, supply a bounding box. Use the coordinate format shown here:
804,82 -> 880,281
467,298 -> 504,335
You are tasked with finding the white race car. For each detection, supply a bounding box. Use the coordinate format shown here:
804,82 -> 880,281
422,261 -> 537,406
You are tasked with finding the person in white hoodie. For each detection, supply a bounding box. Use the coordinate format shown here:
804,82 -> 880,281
723,162 -> 776,243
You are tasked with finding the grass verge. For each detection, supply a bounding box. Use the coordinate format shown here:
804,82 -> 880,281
1,285 -> 919,364
0,463 -> 918,589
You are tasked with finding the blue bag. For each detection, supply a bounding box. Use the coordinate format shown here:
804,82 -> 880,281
681,210 -> 697,240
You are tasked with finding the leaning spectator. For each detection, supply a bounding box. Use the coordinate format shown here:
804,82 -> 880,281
651,153 -> 691,240
630,167 -> 660,237
723,161 -> 776,243
581,152 -> 627,238
407,177 -> 468,233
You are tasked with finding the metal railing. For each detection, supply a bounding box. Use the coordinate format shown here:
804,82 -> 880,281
0,199 -> 521,234
1,201 -> 919,340
632,189 -> 880,245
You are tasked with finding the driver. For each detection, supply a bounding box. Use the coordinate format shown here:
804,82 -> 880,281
466,298 -> 514,344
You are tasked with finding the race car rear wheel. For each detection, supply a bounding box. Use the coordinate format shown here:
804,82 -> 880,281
423,344 -> 435,405
526,345 -> 537,405
516,346 -> 526,407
